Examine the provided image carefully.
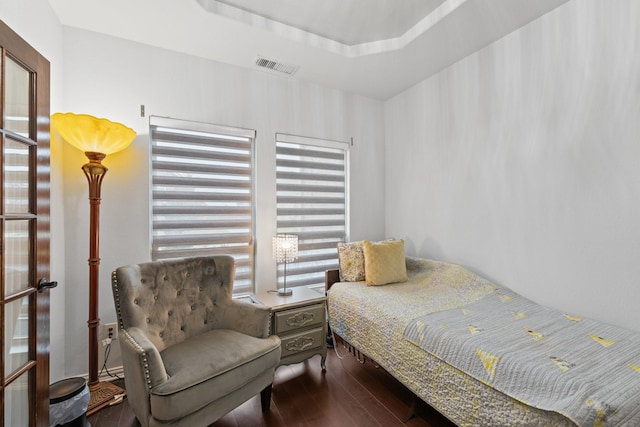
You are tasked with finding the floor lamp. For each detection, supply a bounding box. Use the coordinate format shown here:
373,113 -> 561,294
51,113 -> 136,414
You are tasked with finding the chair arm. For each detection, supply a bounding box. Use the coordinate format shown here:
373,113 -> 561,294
120,328 -> 168,426
220,300 -> 273,338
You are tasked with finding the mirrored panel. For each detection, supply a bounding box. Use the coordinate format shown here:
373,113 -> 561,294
4,296 -> 30,376
4,220 -> 31,296
4,372 -> 30,427
4,138 -> 31,214
4,57 -> 30,137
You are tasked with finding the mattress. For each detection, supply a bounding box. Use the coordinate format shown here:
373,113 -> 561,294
327,257 -> 576,427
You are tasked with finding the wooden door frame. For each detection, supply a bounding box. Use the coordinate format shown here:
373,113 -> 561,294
0,19 -> 51,427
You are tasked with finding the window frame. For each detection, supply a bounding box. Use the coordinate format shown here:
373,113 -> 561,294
275,132 -> 350,290
149,116 -> 257,293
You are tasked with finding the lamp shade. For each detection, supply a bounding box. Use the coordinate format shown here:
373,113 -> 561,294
51,112 -> 136,155
272,234 -> 298,263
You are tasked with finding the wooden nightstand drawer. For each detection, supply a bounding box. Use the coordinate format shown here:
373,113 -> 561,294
274,303 -> 324,334
280,327 -> 325,358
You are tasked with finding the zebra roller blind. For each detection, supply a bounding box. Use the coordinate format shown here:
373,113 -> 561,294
150,116 -> 256,293
275,133 -> 349,289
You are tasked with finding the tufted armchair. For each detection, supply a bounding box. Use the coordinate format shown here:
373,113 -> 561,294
111,255 -> 281,427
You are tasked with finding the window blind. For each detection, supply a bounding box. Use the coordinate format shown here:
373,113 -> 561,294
150,116 -> 256,293
275,133 -> 349,289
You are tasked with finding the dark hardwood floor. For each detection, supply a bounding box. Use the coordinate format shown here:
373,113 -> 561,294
88,348 -> 456,427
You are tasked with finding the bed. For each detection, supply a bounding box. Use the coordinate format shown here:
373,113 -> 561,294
326,256 -> 640,427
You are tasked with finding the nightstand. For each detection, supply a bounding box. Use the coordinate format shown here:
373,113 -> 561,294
255,287 -> 327,371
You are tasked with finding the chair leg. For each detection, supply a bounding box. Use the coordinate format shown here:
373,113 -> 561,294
260,384 -> 273,412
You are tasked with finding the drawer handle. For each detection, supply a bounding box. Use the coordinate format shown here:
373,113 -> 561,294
285,336 -> 315,352
286,312 -> 315,327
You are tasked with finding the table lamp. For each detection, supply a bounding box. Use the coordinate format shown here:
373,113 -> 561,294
272,234 -> 298,296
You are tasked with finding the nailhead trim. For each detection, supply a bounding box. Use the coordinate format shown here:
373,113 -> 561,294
111,271 -> 124,331
122,330 -> 154,390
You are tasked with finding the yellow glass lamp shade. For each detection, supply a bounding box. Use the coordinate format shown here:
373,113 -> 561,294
51,112 -> 136,155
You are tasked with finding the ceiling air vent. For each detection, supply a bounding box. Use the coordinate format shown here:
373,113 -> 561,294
255,55 -> 300,76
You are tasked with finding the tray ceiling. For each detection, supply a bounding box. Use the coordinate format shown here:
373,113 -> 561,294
48,0 -> 569,100
211,0 -> 446,46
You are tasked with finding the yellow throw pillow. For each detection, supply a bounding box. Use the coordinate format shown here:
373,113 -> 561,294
363,239 -> 408,286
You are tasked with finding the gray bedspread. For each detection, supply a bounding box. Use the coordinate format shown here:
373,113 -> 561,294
404,287 -> 640,426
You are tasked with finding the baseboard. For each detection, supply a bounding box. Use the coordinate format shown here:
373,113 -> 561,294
98,366 -> 124,382
71,366 -> 124,384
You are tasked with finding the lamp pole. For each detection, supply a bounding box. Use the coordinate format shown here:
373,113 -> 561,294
81,151 -> 108,387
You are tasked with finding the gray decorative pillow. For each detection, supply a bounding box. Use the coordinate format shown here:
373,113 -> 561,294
337,241 -> 365,282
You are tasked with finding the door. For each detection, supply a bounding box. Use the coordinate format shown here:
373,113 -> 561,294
0,20 -> 52,427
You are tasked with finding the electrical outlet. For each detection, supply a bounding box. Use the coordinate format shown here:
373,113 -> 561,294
103,322 -> 118,340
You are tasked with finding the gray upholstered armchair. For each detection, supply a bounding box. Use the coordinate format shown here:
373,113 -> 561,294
111,255 -> 281,427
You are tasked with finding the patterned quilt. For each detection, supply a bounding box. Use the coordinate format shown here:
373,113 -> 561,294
404,287 -> 640,426
328,257 -> 579,425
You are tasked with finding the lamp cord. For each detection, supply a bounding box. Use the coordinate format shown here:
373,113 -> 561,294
99,341 -> 123,381
325,296 -> 348,361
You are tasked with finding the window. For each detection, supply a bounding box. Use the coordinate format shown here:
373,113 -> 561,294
275,133 -> 349,289
150,117 -> 256,293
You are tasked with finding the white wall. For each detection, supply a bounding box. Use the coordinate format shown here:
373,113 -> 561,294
1,0 -> 67,381
58,27 -> 386,376
384,0 -> 640,332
